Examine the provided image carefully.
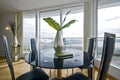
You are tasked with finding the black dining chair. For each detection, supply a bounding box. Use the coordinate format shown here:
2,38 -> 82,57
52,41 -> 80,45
29,38 -> 39,69
2,35 -> 49,80
80,37 -> 96,68
79,37 -> 96,78
63,32 -> 116,80
30,38 -> 37,62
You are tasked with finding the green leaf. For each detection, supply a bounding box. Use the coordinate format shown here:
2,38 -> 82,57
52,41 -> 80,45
60,20 -> 76,30
43,11 -> 76,31
43,17 -> 61,31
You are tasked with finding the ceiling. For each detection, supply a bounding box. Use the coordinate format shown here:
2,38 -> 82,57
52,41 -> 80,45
0,0 -> 92,11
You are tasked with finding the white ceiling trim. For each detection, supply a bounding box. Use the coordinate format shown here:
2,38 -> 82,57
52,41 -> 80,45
24,1 -> 84,12
0,0 -> 92,11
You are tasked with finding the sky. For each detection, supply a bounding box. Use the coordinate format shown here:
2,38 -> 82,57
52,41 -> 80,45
98,6 -> 120,37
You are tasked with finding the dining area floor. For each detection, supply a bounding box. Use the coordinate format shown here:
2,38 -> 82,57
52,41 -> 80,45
0,58 -> 88,80
0,58 -> 117,80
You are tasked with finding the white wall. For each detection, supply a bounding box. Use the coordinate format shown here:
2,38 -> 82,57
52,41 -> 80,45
0,12 -> 14,56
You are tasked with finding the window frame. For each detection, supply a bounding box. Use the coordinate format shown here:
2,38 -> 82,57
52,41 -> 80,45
94,1 -> 120,79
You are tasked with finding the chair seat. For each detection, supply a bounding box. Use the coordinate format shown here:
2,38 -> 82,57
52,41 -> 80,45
16,68 -> 49,80
64,72 -> 91,80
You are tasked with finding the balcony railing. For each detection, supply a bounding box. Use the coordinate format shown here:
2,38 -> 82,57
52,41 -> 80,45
23,37 -> 83,53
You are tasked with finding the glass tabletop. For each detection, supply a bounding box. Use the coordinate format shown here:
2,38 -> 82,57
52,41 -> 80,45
25,48 -> 84,69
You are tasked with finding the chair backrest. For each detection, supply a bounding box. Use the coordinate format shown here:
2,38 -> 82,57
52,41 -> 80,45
83,38 -> 96,68
30,38 -> 38,62
97,32 -> 116,80
2,35 -> 15,80
87,37 -> 96,60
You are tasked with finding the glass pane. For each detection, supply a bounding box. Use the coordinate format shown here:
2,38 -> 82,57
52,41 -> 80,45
62,6 -> 84,50
23,12 -> 36,54
98,5 -> 120,68
40,10 -> 60,49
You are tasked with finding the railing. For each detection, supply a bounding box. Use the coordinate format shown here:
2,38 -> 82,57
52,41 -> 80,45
23,37 -> 83,53
97,37 -> 120,57
23,37 -> 120,55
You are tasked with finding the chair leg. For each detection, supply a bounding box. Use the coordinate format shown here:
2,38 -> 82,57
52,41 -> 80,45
49,69 -> 51,77
72,68 -> 74,74
30,65 -> 34,70
67,69 -> 68,76
88,68 -> 93,79
81,69 -> 84,73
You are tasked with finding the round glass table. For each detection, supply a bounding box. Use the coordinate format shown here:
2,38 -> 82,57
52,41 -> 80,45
25,48 -> 85,79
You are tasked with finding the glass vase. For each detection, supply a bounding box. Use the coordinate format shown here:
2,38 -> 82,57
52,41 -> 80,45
54,30 -> 64,53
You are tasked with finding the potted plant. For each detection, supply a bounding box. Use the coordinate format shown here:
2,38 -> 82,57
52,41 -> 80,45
43,11 -> 76,56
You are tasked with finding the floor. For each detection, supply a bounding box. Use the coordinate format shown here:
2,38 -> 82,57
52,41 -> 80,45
0,58 -> 117,80
0,59 -> 87,80
0,59 -> 30,80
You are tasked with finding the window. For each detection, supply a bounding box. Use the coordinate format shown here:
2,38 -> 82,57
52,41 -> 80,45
39,10 -> 60,49
23,12 -> 36,53
39,6 -> 84,51
97,5 -> 120,68
62,7 -> 84,50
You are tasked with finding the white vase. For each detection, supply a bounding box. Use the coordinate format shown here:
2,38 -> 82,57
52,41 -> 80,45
12,36 -> 18,47
54,31 -> 64,53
